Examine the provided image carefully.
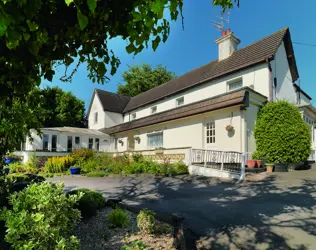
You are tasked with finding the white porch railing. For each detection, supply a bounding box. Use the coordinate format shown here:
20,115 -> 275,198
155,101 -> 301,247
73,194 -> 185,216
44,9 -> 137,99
190,149 -> 246,181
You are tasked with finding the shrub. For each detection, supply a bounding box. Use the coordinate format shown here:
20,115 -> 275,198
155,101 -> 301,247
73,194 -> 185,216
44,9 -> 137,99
124,162 -> 144,174
132,153 -> 144,163
254,101 -> 311,163
122,240 -> 147,250
44,155 -> 74,173
172,161 -> 188,174
0,176 -> 12,208
28,154 -> 41,169
137,209 -> 156,234
98,152 -> 115,165
68,188 -> 105,219
107,207 -> 130,228
154,223 -> 173,235
71,149 -> 95,162
81,158 -> 100,173
86,171 -> 108,177
0,182 -> 81,249
7,173 -> 45,183
8,162 -> 25,173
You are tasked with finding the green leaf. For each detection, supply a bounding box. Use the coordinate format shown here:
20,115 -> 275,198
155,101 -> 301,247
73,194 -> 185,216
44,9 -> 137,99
126,43 -> 135,54
64,0 -> 73,6
151,0 -> 162,14
23,33 -> 30,41
152,36 -> 161,51
44,69 -> 55,82
0,15 -> 10,37
26,20 -> 39,32
97,62 -> 106,76
28,41 -> 39,55
65,55 -> 74,66
87,0 -> 96,13
77,11 -> 88,30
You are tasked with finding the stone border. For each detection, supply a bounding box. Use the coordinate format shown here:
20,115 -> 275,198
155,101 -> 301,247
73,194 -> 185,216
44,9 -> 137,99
105,198 -> 198,250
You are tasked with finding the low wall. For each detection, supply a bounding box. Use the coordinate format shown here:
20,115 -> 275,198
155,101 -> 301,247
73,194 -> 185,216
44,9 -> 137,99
189,165 -> 241,180
14,151 -> 70,163
109,147 -> 192,165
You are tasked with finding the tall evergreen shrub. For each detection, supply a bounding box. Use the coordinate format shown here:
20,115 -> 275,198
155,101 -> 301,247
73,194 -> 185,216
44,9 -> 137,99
254,100 -> 311,163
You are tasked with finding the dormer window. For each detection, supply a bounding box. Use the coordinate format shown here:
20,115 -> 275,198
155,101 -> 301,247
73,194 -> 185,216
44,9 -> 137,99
131,113 -> 136,120
176,97 -> 184,107
151,106 -> 157,114
227,78 -> 243,91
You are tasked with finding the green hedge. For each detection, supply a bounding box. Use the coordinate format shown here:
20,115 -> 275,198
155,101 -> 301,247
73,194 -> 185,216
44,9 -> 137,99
254,100 -> 311,163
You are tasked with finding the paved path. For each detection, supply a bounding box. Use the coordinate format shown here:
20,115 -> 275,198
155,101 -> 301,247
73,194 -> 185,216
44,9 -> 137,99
50,168 -> 316,249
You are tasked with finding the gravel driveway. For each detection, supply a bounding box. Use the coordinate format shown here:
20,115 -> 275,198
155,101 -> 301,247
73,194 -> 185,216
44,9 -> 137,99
49,167 -> 316,249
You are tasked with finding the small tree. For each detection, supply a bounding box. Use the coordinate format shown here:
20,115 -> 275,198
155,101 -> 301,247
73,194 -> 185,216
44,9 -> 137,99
254,100 -> 311,163
117,64 -> 176,97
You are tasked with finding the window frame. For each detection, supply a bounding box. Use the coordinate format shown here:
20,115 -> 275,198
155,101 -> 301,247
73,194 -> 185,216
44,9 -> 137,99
67,136 -> 73,152
150,106 -> 157,114
94,112 -> 98,124
51,135 -> 57,152
175,96 -> 184,107
147,131 -> 164,149
227,78 -> 243,91
88,138 -> 93,149
95,138 -> 100,151
205,121 -> 216,144
42,134 -> 49,151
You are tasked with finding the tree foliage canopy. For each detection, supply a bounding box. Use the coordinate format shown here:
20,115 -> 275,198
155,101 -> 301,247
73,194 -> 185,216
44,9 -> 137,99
254,101 -> 311,163
0,89 -> 46,156
41,87 -> 87,128
0,0 -> 237,157
117,64 -> 175,97
0,0 -> 185,104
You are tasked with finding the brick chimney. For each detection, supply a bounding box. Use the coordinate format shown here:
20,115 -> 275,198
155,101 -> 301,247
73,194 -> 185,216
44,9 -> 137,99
215,29 -> 240,61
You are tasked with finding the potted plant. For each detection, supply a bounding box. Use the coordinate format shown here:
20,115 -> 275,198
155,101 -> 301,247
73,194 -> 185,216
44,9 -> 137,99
265,162 -> 274,173
252,151 -> 262,168
4,152 -> 18,165
225,124 -> 234,132
246,159 -> 256,168
134,136 -> 141,144
70,164 -> 81,175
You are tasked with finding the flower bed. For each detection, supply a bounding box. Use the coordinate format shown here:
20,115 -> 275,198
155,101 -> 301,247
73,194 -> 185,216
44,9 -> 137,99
74,207 -> 176,250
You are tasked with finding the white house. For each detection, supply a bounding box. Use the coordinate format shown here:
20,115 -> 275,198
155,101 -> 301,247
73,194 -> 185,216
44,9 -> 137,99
16,27 -> 316,167
15,127 -> 110,163
86,27 -> 316,164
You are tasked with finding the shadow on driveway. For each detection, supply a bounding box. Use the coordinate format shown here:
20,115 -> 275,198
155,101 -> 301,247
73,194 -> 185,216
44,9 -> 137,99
50,169 -> 316,249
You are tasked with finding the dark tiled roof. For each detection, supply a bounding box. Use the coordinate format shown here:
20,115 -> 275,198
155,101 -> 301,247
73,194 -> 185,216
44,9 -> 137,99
123,27 -> 297,112
101,87 -> 265,135
88,89 -> 130,115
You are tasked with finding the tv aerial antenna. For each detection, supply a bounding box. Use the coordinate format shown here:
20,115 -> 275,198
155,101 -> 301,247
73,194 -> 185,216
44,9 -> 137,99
211,12 -> 230,32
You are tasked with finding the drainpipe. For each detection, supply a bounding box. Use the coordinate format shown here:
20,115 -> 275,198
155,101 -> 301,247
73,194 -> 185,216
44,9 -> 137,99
267,57 -> 274,101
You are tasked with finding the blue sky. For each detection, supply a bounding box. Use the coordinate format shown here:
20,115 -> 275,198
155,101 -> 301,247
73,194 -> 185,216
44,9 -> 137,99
42,0 -> 316,110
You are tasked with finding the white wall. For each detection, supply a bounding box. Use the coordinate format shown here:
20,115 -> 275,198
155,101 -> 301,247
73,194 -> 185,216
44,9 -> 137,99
123,63 -> 270,123
105,111 -> 123,128
88,94 -> 106,130
117,106 -> 245,153
271,41 -> 297,103
244,103 -> 261,153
